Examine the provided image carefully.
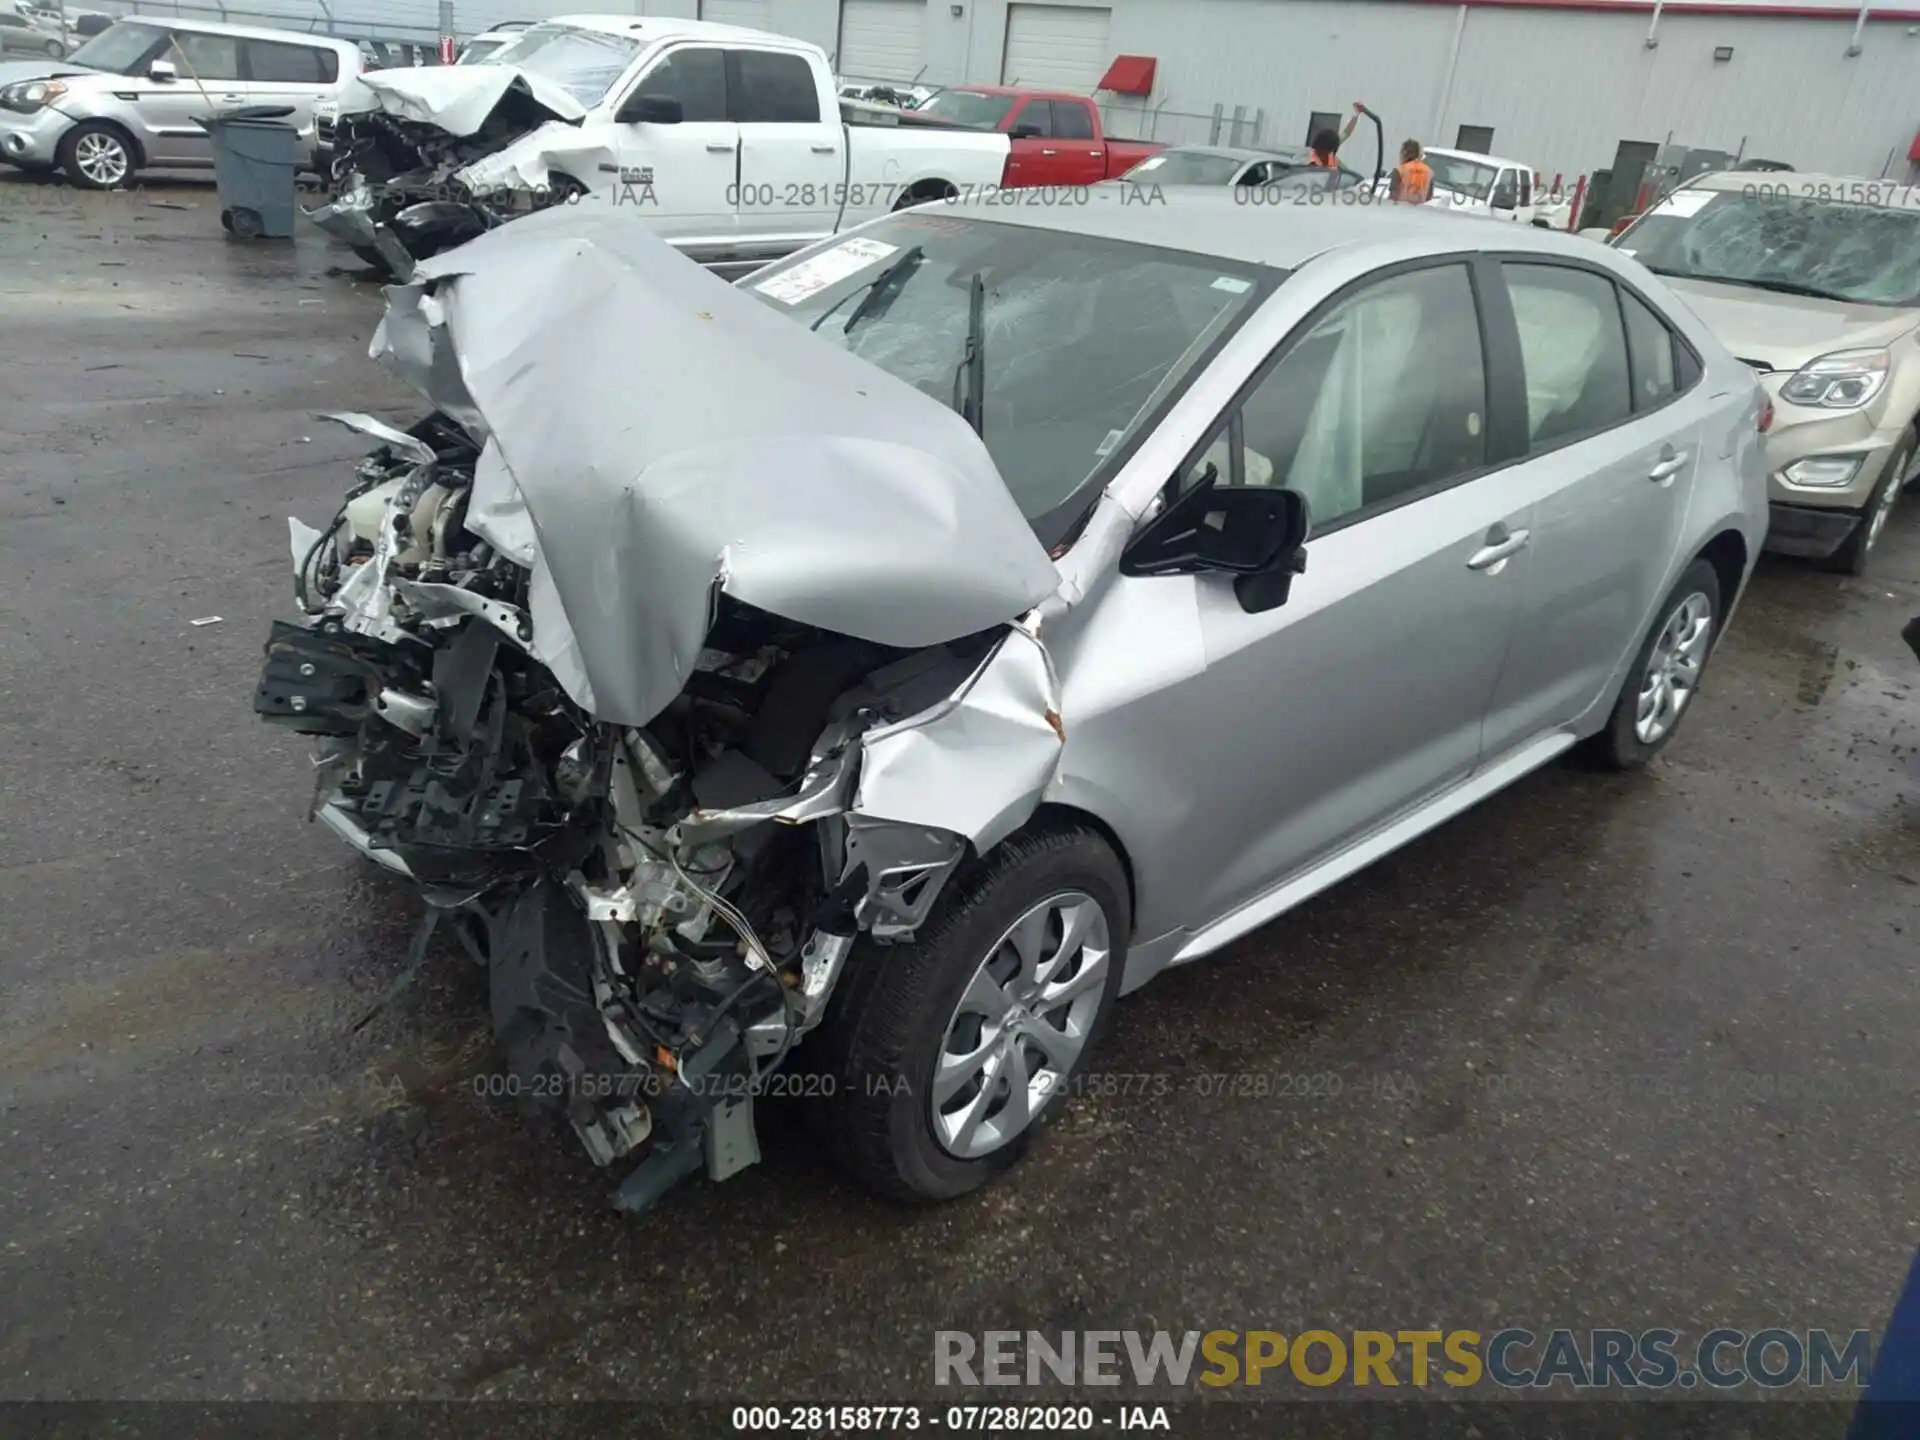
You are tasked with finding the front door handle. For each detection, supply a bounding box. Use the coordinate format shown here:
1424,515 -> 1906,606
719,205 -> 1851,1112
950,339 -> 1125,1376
706,142 -> 735,153
1041,148 -> 1057,156
809,143 -> 835,153
1648,450 -> 1690,484
1467,527 -> 1531,572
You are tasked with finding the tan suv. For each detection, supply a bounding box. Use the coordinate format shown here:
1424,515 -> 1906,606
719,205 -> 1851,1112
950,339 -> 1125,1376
1610,171 -> 1920,573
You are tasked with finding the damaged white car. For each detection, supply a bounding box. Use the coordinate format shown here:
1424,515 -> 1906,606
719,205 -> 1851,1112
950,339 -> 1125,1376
257,194 -> 1765,1214
307,13 -> 1010,278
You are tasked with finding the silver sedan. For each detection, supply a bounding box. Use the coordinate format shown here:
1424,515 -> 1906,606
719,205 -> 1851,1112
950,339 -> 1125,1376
257,189 -> 1768,1213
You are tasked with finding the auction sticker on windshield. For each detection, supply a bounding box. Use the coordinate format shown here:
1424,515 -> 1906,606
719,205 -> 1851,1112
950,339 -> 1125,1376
1655,190 -> 1715,218
754,237 -> 899,305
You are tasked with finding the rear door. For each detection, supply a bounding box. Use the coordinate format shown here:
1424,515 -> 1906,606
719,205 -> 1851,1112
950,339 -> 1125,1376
236,37 -> 339,143
1047,97 -> 1107,183
142,26 -> 245,165
1112,258 -> 1534,925
729,46 -> 840,246
1478,258 -> 1708,758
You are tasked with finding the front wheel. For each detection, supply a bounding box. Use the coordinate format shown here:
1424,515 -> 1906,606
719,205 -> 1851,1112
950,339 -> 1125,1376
810,824 -> 1129,1202
1824,430 -> 1913,576
1588,558 -> 1723,770
58,121 -> 135,190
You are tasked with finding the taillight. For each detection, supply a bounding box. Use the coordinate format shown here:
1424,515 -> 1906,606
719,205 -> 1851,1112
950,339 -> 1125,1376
999,152 -> 1015,188
1757,400 -> 1774,433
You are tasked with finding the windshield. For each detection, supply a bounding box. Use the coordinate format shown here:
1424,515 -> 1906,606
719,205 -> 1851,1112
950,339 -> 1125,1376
459,36 -> 512,65
486,23 -> 641,104
743,213 -> 1270,531
1426,153 -> 1499,201
64,20 -> 166,74
1127,151 -> 1250,186
915,89 -> 1015,129
1624,188 -> 1920,307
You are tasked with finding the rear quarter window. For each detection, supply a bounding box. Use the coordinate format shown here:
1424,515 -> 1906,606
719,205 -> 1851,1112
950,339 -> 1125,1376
245,40 -> 337,85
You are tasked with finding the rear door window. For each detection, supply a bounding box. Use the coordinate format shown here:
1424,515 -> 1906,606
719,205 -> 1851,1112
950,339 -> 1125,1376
1053,101 -> 1095,140
245,40 -> 337,85
1503,263 -> 1634,447
1620,288 -> 1680,411
729,49 -> 818,123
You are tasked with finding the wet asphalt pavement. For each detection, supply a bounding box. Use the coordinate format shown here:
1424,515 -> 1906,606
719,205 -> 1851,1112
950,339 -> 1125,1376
0,174 -> 1916,1419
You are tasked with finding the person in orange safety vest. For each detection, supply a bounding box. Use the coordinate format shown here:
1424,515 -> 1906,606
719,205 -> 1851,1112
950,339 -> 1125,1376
1308,103 -> 1364,169
1390,140 -> 1434,204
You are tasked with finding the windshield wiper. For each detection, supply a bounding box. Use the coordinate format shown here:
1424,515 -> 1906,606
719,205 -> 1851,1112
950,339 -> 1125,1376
839,245 -> 923,336
806,245 -> 923,334
1659,270 -> 1853,302
952,270 -> 986,438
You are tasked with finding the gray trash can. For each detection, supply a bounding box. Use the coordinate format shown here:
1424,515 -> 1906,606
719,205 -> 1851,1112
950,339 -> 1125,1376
195,106 -> 299,240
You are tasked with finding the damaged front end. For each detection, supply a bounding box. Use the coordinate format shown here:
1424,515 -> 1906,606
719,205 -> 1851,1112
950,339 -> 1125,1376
307,67 -> 603,275
254,211 -> 1068,1214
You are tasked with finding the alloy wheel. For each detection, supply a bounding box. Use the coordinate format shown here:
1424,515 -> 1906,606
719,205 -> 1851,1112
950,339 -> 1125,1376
930,891 -> 1111,1160
1635,591 -> 1714,745
74,132 -> 129,188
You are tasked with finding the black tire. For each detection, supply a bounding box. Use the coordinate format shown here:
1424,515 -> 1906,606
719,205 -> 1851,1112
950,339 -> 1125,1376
56,120 -> 135,191
893,181 -> 957,211
1587,558 -> 1723,771
810,824 -> 1129,1202
1824,429 -> 1913,576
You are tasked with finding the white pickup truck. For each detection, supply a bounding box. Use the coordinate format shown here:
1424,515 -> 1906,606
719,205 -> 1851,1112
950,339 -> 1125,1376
310,14 -> 1011,276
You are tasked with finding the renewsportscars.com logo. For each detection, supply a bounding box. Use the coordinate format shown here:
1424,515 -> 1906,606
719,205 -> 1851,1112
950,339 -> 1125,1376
933,1328 -> 1874,1390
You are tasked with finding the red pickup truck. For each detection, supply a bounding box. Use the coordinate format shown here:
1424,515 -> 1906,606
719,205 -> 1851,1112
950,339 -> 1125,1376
913,86 -> 1166,187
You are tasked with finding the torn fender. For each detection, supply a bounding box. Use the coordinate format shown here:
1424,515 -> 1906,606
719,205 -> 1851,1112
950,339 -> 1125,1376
853,623 -> 1064,854
455,127 -> 620,196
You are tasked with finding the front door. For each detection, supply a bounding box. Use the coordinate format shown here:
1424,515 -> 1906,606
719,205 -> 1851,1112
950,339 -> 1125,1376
143,27 -> 245,165
1110,260 -> 1531,926
611,44 -> 739,254
729,46 -> 840,249
1479,260 -> 1704,755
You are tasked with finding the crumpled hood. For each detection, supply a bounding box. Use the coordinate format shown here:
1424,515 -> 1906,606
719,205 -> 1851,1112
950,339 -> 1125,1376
368,204 -> 1062,728
347,64 -> 587,137
1662,277 -> 1920,371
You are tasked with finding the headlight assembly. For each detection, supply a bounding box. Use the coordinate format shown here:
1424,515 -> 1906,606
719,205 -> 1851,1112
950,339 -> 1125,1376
1779,348 -> 1891,410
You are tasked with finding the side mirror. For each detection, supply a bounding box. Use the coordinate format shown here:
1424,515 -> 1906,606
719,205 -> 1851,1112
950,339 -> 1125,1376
618,94 -> 682,125
1122,476 -> 1310,612
148,59 -> 178,83
1009,123 -> 1042,140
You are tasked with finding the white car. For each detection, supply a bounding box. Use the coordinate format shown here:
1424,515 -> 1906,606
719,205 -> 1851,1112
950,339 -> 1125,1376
308,15 -> 1011,276
1409,146 -> 1549,226
458,21 -> 531,65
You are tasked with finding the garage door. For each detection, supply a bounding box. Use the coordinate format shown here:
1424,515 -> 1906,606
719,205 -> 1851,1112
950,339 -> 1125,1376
838,0 -> 926,82
699,0 -> 771,30
1000,3 -> 1112,90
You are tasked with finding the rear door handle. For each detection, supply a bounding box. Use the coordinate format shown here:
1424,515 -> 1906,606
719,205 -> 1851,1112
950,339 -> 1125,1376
1041,148 -> 1057,155
1648,452 -> 1689,483
1467,528 -> 1531,571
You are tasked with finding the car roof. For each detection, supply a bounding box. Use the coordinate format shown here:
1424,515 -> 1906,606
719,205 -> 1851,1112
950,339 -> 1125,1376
939,183 -> 1577,269
1158,143 -> 1312,164
1682,170 -> 1920,208
1423,146 -> 1530,171
547,13 -> 800,48
109,13 -> 359,51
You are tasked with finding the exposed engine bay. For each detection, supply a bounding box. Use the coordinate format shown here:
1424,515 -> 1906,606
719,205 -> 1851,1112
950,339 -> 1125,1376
255,410 -> 1051,1211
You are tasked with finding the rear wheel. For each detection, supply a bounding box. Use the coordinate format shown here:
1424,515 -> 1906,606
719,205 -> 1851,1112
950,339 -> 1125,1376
1588,558 -> 1722,771
810,824 -> 1129,1202
1824,429 -> 1913,576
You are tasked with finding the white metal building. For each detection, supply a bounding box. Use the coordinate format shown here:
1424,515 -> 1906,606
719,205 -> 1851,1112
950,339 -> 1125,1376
115,0 -> 1920,180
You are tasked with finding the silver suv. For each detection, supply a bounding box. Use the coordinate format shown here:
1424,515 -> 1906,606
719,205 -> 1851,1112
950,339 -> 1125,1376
0,16 -> 361,188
